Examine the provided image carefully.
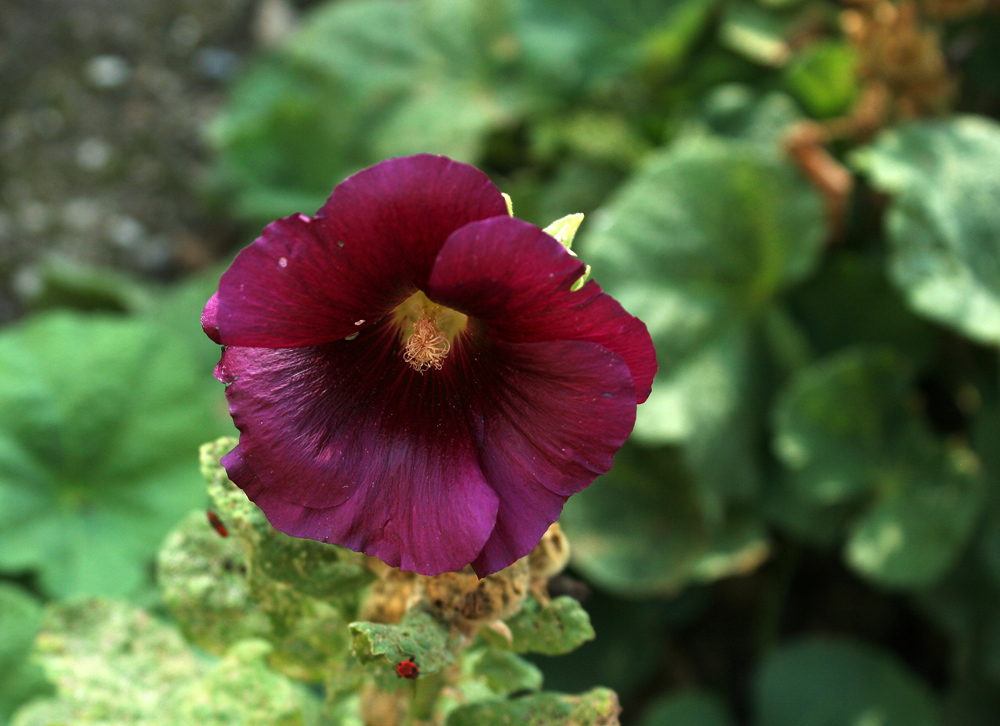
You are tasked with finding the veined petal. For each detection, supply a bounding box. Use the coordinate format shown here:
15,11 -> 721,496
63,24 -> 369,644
470,339 -> 638,577
217,323 -> 501,575
428,216 -> 656,402
214,155 -> 508,348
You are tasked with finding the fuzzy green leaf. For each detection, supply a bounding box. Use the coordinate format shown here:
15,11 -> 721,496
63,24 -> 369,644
505,596 -> 595,656
470,648 -> 544,696
446,687 -> 621,726
350,610 -> 454,677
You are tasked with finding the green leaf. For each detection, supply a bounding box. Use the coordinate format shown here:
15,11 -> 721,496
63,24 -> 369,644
773,347 -> 985,587
853,116 -> 1000,345
0,311 -> 228,597
470,648 -> 544,696
158,509 -> 355,683
16,600 -> 318,726
199,438 -> 374,602
157,511 -> 273,653
446,687 -> 621,726
504,597 -> 595,656
213,0 -> 526,221
773,348 -> 917,505
638,691 -> 735,726
846,452 -> 984,588
582,134 -> 825,461
783,41 -> 858,118
350,610 -> 454,678
786,251 -> 937,366
561,443 -> 769,596
0,585 -> 51,723
754,638 -> 940,726
174,640 -> 319,726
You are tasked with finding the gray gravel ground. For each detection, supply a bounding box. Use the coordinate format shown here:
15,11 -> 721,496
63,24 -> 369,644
0,0 -> 306,323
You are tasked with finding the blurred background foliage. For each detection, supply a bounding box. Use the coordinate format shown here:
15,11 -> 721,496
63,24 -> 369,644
2,0 -> 1000,723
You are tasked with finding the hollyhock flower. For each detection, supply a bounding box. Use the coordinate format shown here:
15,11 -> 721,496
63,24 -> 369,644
203,154 -> 655,577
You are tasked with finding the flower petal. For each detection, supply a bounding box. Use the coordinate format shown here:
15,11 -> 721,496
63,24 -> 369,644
201,291 -> 221,344
428,216 -> 656,402
469,339 -> 638,577
217,324 -> 501,575
214,155 -> 508,348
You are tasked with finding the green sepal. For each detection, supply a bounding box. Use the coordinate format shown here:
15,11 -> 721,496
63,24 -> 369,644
543,213 -> 585,251
542,213 -> 590,290
446,687 -> 621,726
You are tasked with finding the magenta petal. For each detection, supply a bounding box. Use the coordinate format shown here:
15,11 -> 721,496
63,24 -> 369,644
213,155 -> 508,348
428,216 -> 657,402
217,327 -> 501,574
202,291 -> 221,344
470,339 -> 638,577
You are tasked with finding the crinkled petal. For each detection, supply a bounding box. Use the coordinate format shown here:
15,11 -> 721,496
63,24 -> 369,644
428,216 -> 656,402
217,324 -> 500,575
469,339 -> 638,577
214,155 -> 508,348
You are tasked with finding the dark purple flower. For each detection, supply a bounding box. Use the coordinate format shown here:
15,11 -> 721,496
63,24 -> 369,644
203,155 -> 655,577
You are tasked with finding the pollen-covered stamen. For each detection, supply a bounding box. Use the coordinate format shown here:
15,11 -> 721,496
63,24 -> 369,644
404,317 -> 451,372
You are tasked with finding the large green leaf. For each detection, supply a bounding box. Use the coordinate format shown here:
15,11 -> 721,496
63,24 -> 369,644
853,116 -> 1000,345
0,312 -> 227,597
754,638 -> 940,726
213,0 -> 527,221
639,691 -> 735,726
773,347 -> 985,588
561,443 -> 769,596
581,135 -> 825,500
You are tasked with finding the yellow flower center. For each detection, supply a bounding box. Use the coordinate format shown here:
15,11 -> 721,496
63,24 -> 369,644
393,291 -> 468,373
